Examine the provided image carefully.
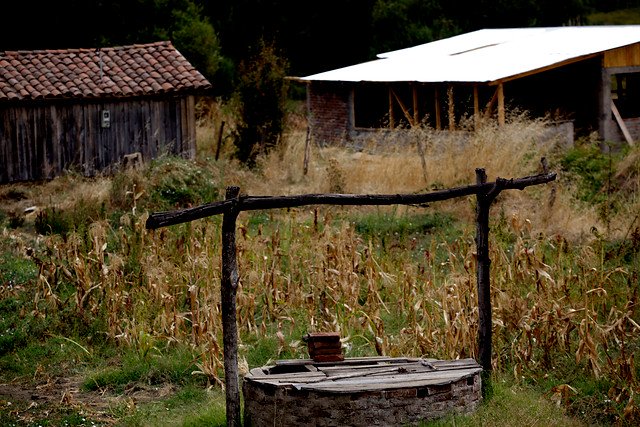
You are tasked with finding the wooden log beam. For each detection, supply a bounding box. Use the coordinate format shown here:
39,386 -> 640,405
473,85 -> 480,129
448,85 -> 455,131
413,85 -> 419,126
221,186 -> 241,427
434,86 -> 441,130
145,172 -> 557,229
497,83 -> 505,126
391,89 -> 415,127
388,88 -> 395,128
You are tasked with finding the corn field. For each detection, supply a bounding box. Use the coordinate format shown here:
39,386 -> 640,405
6,113 -> 640,424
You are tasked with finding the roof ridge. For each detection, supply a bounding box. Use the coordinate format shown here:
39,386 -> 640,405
1,41 -> 173,56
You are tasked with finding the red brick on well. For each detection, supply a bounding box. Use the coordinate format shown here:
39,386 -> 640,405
303,332 -> 344,362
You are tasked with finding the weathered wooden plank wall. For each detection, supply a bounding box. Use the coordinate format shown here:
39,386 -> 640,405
0,95 -> 196,183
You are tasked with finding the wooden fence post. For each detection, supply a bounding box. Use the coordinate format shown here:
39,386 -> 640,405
215,121 -> 226,161
303,126 -> 311,176
221,186 -> 241,427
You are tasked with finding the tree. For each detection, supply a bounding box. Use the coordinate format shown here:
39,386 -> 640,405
234,41 -> 289,166
371,0 -> 458,54
161,1 -> 223,82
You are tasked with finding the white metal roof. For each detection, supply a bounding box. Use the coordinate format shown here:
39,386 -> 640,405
300,26 -> 640,83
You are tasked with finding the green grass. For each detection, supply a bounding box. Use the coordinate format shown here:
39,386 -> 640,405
0,332 -> 97,380
423,374 -> 584,427
352,210 -> 455,239
0,243 -> 38,287
588,8 -> 640,25
117,385 -> 227,427
83,346 -> 204,393
351,209 -> 461,264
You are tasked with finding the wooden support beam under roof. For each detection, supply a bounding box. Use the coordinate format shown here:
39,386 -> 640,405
435,86 -> 442,130
388,88 -> 395,128
497,83 -> 505,126
413,84 -> 419,125
448,85 -> 455,131
474,85 -> 480,129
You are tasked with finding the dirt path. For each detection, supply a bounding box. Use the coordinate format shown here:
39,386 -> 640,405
0,375 -> 177,425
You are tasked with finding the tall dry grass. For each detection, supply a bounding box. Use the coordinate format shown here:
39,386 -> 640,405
251,113 -> 608,241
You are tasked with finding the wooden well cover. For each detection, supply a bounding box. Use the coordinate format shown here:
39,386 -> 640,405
243,357 -> 482,426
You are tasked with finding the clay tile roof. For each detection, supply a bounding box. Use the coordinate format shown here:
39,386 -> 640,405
0,41 -> 211,102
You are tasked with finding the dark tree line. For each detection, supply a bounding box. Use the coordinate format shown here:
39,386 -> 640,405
2,0 -> 637,95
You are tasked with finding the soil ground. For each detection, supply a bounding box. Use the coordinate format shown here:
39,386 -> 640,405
0,375 -> 176,425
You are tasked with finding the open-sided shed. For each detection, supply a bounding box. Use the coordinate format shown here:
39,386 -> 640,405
297,26 -> 640,147
0,41 -> 211,183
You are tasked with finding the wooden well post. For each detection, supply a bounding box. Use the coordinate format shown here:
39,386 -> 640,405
221,186 -> 241,427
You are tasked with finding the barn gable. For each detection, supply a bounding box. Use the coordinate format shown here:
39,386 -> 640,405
297,26 -> 640,147
0,41 -> 211,183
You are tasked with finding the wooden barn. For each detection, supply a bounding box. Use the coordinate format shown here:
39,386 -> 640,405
0,41 -> 211,184
296,26 -> 640,147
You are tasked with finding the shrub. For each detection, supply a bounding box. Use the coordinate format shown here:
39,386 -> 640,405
560,141 -> 619,204
35,206 -> 70,236
145,156 -> 220,210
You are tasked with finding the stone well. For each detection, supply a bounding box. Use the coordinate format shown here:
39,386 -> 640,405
242,357 -> 482,426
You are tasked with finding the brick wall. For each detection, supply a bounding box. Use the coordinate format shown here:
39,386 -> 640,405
308,82 -> 351,146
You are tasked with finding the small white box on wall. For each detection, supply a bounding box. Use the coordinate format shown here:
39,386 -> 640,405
101,110 -> 111,128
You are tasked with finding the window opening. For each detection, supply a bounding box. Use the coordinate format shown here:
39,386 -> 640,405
611,73 -> 640,118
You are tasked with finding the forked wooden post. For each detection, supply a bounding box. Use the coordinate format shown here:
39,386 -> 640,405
475,169 -> 492,373
475,168 -> 506,395
221,186 -> 241,427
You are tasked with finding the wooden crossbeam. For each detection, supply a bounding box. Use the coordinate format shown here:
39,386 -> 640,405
146,173 -> 556,229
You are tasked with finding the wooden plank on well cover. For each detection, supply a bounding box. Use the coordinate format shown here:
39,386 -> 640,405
274,356 -> 419,366
245,357 -> 481,394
